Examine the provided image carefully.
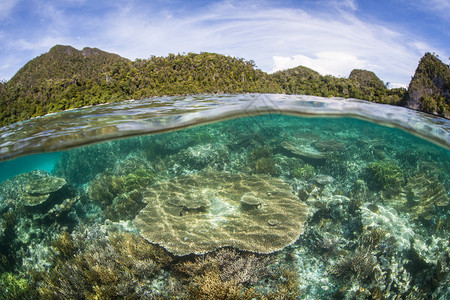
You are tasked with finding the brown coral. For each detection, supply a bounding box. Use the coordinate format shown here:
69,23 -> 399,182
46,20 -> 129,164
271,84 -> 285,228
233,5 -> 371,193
187,271 -> 260,300
406,174 -> 448,220
0,170 -> 76,217
175,248 -> 277,300
175,248 -> 275,285
40,228 -> 173,299
134,171 -> 307,255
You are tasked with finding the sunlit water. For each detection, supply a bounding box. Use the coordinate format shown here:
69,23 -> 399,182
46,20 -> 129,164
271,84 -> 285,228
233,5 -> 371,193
0,94 -> 448,299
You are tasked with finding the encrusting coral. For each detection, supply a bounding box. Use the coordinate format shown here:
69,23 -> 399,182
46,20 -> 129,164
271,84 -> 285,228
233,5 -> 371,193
134,170 -> 308,255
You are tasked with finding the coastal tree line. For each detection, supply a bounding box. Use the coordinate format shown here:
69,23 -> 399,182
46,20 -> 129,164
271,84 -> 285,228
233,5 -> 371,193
1,45 -> 447,127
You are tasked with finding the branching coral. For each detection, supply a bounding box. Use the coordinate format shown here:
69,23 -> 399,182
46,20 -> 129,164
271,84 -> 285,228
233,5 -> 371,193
328,247 -> 377,280
39,228 -> 173,299
0,272 -> 36,300
175,248 -> 275,285
88,168 -> 154,221
248,146 -> 277,175
291,164 -> 315,181
365,160 -> 404,191
174,248 -> 302,300
405,173 -> 448,220
328,228 -> 387,281
187,271 -> 260,300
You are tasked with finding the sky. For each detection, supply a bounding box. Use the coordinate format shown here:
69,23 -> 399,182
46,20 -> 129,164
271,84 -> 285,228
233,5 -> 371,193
0,0 -> 449,88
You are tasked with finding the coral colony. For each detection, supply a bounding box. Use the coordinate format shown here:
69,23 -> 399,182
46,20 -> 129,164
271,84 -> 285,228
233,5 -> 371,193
0,114 -> 448,299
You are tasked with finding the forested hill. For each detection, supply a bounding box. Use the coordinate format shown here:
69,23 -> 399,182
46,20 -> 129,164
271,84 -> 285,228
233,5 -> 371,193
8,45 -> 129,88
0,45 -> 447,126
0,45 -> 282,125
405,53 -> 450,118
271,67 -> 406,104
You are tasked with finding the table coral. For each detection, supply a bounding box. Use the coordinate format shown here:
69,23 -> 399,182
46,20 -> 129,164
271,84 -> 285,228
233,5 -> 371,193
134,171 -> 307,255
281,141 -> 325,161
0,170 -> 75,216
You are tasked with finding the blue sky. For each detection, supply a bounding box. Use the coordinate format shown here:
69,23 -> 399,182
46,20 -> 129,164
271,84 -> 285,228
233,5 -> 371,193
0,0 -> 449,88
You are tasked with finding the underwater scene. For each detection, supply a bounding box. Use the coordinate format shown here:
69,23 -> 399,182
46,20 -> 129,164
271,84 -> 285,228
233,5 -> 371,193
0,95 -> 449,299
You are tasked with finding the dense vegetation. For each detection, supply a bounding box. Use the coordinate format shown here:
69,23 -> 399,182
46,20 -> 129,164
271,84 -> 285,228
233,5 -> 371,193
405,52 -> 450,118
272,66 -> 406,104
0,45 -> 281,126
0,45 -> 447,126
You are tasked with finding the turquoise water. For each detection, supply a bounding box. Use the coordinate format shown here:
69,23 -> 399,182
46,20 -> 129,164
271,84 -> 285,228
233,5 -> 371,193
0,152 -> 61,183
0,95 -> 449,299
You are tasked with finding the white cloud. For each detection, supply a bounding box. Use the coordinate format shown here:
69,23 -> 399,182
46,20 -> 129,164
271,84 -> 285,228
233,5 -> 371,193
417,0 -> 450,20
14,36 -> 65,51
90,1 -> 427,85
272,52 -> 369,77
0,0 -> 19,19
0,0 -> 446,85
334,0 -> 357,11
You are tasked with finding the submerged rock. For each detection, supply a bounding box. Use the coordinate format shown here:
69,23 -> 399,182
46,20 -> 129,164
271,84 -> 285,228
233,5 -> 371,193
134,170 -> 308,255
312,174 -> 335,186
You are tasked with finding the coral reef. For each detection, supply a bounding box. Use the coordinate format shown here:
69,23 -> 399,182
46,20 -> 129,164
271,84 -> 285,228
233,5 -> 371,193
405,173 -> 448,220
291,164 -> 315,181
88,167 -> 154,221
0,113 -> 448,299
0,170 -> 76,217
134,170 -> 308,255
281,140 -> 325,161
365,160 -> 404,191
247,146 -> 277,175
0,272 -> 37,299
39,227 -> 173,299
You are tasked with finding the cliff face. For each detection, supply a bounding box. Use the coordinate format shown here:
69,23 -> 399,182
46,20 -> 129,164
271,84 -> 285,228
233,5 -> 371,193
406,53 -> 450,118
